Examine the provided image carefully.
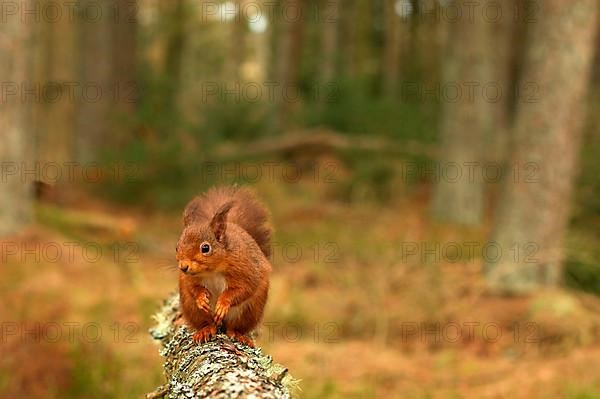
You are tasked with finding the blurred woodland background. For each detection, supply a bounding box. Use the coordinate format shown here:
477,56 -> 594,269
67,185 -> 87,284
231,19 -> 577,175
1,0 -> 600,397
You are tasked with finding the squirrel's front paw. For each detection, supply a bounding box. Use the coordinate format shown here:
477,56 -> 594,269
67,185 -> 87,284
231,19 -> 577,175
195,291 -> 211,313
192,325 -> 217,344
214,298 -> 230,326
226,331 -> 255,348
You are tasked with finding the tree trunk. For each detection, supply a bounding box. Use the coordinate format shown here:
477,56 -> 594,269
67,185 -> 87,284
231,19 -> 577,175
164,0 -> 186,94
225,0 -> 247,81
35,0 -> 77,168
381,0 -> 405,98
146,295 -> 295,399
343,0 -> 374,78
251,0 -> 270,82
485,0 -> 599,293
430,0 -> 494,225
412,0 -> 447,85
319,0 -> 340,85
272,0 -> 306,131
111,0 -> 138,147
0,0 -> 33,236
487,0 -> 518,165
75,0 -> 113,162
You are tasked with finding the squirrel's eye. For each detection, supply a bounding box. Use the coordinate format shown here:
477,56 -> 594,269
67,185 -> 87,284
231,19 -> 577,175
200,242 -> 211,255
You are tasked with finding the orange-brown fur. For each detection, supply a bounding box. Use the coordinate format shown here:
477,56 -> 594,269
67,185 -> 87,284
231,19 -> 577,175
176,186 -> 272,347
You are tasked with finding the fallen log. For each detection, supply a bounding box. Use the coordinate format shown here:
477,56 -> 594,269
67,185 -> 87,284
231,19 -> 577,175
214,128 -> 438,160
146,294 -> 297,399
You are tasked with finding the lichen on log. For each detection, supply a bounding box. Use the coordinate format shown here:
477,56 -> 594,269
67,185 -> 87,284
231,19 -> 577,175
146,294 -> 296,399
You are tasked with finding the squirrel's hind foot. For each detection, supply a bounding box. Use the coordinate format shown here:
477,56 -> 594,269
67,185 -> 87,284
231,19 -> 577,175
192,325 -> 217,344
226,331 -> 255,348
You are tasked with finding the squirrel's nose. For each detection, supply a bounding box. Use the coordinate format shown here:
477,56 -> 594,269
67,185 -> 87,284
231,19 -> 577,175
179,264 -> 189,273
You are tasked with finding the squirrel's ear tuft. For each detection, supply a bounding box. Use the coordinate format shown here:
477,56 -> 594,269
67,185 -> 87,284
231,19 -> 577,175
210,201 -> 235,243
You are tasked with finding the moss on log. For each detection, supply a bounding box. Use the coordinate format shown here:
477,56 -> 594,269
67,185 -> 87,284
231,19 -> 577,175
146,295 -> 296,399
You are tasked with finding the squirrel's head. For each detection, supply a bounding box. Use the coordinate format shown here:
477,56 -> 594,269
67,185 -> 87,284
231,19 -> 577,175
176,202 -> 234,275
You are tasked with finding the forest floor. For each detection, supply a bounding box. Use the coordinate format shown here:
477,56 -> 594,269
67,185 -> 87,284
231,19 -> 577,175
1,178 -> 600,399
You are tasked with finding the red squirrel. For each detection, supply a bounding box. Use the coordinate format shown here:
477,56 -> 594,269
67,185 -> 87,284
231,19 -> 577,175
176,186 -> 272,347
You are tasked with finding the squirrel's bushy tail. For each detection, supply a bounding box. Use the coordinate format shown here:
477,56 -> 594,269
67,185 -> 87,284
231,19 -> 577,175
183,186 -> 272,257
